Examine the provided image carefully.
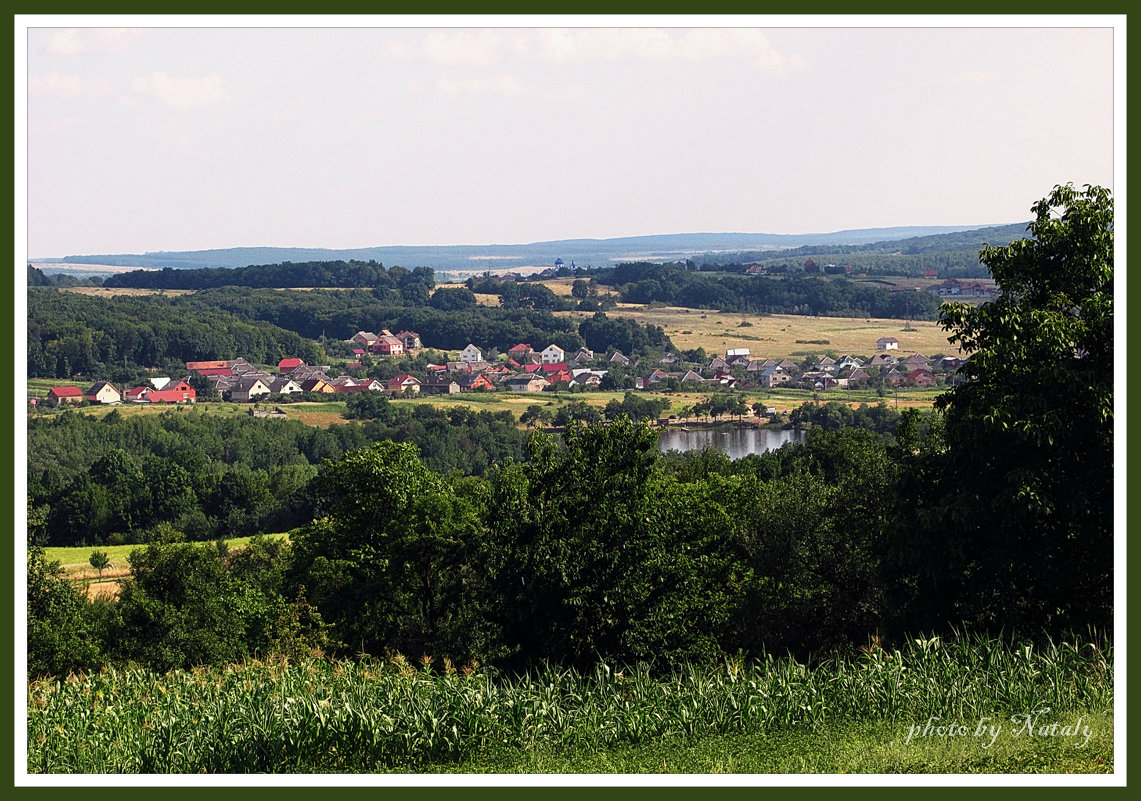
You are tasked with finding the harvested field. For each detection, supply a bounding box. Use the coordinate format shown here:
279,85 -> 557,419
553,303 -> 961,360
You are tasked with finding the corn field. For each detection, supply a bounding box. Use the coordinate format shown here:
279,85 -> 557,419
27,633 -> 1112,773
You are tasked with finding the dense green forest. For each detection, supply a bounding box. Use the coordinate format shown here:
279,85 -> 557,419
590,262 -> 944,318
101,259 -> 435,292
28,186 -> 1112,689
27,403 -> 532,546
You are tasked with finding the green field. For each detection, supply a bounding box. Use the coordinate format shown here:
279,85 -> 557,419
42,533 -> 290,580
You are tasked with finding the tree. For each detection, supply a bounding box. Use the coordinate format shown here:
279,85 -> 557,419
892,184 -> 1113,635
89,550 -> 111,578
292,441 -> 486,661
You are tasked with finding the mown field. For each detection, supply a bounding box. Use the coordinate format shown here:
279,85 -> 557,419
27,634 -> 1113,774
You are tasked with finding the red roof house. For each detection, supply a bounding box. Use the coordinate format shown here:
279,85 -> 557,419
47,386 -> 83,404
278,358 -> 305,372
147,387 -> 196,403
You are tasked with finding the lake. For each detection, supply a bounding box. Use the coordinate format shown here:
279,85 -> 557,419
657,427 -> 806,460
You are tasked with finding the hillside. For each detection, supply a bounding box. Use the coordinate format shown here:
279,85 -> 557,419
33,224 -> 1016,274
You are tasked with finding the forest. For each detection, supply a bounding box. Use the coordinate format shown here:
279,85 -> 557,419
591,261 -> 944,318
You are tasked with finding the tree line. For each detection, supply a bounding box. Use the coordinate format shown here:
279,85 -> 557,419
593,262 -> 944,318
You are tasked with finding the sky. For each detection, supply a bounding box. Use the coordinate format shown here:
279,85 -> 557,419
21,17 -> 1119,257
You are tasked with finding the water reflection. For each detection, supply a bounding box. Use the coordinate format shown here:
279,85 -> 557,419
657,427 -> 806,460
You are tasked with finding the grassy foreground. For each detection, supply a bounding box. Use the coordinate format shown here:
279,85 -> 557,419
27,634 -> 1112,774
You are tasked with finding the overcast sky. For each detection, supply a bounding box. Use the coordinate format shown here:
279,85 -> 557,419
22,18 -> 1118,257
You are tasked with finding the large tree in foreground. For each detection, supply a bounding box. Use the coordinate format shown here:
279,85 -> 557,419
893,184 -> 1113,635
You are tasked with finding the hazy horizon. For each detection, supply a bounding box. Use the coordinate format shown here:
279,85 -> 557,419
22,18 -> 1117,258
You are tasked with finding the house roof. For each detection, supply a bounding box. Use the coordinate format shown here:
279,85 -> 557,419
278,358 -> 305,370
48,386 -> 83,398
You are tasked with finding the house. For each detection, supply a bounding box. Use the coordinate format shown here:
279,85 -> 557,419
277,357 -> 305,373
659,353 -> 681,365
507,343 -> 534,361
290,365 -> 332,382
48,386 -> 83,405
372,330 -> 405,356
906,368 -> 938,387
345,361 -> 363,370
726,348 -> 750,360
570,347 -> 595,364
609,350 -> 631,366
845,368 -> 872,384
815,356 -> 837,373
387,374 -> 421,394
876,337 -> 900,351
867,353 -> 898,367
350,331 -> 380,348
460,344 -> 483,363
899,353 -> 931,370
744,264 -> 766,275
541,344 -> 566,364
85,381 -> 121,404
186,360 -> 231,376
505,374 -> 551,392
776,359 -> 799,372
759,366 -> 793,388
420,377 -> 461,395
707,356 -> 730,372
396,330 -> 422,350
149,377 -> 172,389
456,373 -> 493,392
572,372 -> 602,388
540,362 -> 570,375
922,269 -> 940,278
147,385 -> 196,403
883,368 -> 907,386
231,377 -> 272,402
747,358 -> 777,373
546,369 -> 573,385
158,378 -> 195,394
680,370 -> 704,383
298,378 -> 335,394
836,354 -> 864,371
267,377 -> 304,395
327,375 -> 359,390
124,386 -> 150,402
446,361 -> 473,374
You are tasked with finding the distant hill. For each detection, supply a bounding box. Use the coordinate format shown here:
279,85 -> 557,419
33,225 -> 1018,274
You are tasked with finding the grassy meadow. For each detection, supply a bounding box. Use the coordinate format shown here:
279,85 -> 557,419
27,633 -> 1112,774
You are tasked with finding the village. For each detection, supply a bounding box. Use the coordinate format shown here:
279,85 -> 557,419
34,327 -> 965,410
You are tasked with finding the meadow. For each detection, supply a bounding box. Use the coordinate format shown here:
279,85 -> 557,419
27,633 -> 1113,774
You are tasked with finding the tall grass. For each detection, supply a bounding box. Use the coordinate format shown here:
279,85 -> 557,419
27,633 -> 1112,773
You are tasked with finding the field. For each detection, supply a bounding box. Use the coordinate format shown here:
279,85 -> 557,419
26,633 -> 1113,774
558,303 -> 959,360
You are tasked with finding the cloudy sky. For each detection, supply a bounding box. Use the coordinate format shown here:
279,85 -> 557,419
21,18 -> 1118,257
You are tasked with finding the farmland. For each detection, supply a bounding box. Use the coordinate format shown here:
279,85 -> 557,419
556,302 -> 960,360
27,634 -> 1113,773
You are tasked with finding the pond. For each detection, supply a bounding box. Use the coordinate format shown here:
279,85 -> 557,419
656,426 -> 807,460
